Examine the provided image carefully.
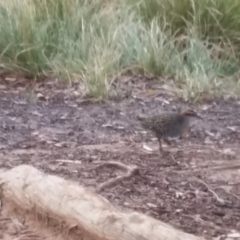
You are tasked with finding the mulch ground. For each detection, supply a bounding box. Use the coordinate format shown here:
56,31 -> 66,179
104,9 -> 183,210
0,74 -> 240,240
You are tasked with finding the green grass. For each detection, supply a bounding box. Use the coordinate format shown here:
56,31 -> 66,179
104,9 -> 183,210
0,0 -> 240,100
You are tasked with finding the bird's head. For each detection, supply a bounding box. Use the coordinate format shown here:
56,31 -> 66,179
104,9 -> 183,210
180,109 -> 202,119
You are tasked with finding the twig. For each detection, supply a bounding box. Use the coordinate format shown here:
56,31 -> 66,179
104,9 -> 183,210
94,161 -> 139,192
204,164 -> 240,172
214,187 -> 240,201
55,159 -> 82,164
192,178 -> 227,204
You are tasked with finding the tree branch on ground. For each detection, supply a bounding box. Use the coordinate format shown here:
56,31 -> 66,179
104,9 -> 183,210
93,161 -> 139,192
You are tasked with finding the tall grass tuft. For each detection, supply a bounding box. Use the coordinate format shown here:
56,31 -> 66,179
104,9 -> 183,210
0,0 -> 239,99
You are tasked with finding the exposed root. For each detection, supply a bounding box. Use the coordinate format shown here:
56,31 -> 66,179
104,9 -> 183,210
94,161 -> 139,192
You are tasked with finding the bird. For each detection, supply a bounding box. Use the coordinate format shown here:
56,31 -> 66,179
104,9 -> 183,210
137,108 -> 202,155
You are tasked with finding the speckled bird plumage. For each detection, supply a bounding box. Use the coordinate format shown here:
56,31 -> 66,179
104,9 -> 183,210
137,109 -> 201,154
138,112 -> 189,138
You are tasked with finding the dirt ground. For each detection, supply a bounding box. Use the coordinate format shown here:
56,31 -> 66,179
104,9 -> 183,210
0,74 -> 240,240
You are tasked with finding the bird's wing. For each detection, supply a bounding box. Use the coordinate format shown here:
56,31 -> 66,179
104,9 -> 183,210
156,113 -> 180,134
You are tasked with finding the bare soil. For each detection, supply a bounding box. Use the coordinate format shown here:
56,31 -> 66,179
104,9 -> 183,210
0,74 -> 240,239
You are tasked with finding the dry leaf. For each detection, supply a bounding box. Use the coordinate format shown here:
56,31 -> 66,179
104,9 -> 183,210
205,130 -> 215,137
142,144 -> 153,152
146,203 -> 157,208
175,209 -> 183,213
175,191 -> 184,198
227,126 -> 238,132
55,159 -> 82,164
5,77 -> 16,82
201,104 -> 212,111
37,93 -> 48,101
204,137 -> 213,144
227,230 -> 240,238
222,148 -> 235,156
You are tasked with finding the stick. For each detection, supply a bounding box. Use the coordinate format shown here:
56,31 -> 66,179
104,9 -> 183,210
192,178 -> 227,204
94,161 -> 139,192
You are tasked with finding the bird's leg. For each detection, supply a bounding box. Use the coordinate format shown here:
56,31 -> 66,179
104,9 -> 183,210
158,137 -> 169,156
158,138 -> 163,153
162,138 -> 178,163
163,138 -> 171,146
158,137 -> 163,154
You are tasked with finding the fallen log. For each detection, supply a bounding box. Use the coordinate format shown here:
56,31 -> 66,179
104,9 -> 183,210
0,165 -> 205,240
